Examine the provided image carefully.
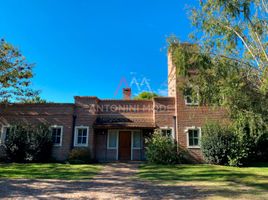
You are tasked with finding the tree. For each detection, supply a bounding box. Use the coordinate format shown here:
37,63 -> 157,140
168,42 -> 268,165
190,0 -> 268,93
134,91 -> 159,100
22,96 -> 47,104
145,129 -> 180,164
167,0 -> 268,165
0,39 -> 39,103
4,123 -> 53,162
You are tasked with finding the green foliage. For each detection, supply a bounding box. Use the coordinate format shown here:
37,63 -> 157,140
167,41 -> 211,77
0,39 -> 39,103
22,96 -> 47,103
4,123 -> 53,162
134,91 -> 159,100
201,123 -> 237,165
145,129 -> 179,164
169,42 -> 268,166
0,163 -> 102,180
256,132 -> 268,161
4,125 -> 28,162
28,123 -> 53,162
138,164 -> 268,199
68,148 -> 92,164
190,0 -> 268,93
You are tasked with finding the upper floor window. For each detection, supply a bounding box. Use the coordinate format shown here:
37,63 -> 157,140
160,127 -> 173,138
74,126 -> 89,147
51,126 -> 63,146
0,126 -> 10,144
184,87 -> 199,106
186,127 -> 201,148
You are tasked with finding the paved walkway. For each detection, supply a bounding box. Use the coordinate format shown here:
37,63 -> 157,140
0,162 -> 207,200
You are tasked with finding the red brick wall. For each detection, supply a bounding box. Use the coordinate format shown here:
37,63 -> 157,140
167,51 -> 227,162
0,103 -> 74,161
154,97 -> 175,128
176,89 -> 227,161
74,97 -> 99,158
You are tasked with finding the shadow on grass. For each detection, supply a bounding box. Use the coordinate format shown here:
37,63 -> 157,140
138,164 -> 268,192
0,162 -> 265,200
0,163 -> 102,180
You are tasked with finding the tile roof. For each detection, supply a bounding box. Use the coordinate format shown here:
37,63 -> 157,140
94,116 -> 155,128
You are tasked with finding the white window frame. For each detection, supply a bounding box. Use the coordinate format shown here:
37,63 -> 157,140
184,95 -> 199,106
160,127 -> 174,139
50,125 -> 63,147
131,130 -> 142,150
74,126 -> 89,147
107,130 -> 118,150
184,85 -> 199,106
107,129 -> 142,161
0,125 -> 10,145
185,127 -> 202,148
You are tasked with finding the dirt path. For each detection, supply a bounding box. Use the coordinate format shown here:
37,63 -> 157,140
0,162 -> 208,200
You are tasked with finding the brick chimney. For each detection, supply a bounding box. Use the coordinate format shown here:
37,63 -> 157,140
123,88 -> 131,100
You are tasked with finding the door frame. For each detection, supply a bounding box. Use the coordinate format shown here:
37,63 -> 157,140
107,129 -> 141,160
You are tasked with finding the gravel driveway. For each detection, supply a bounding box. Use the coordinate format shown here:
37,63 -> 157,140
0,162 -> 210,200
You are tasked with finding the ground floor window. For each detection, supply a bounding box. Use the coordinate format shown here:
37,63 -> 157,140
160,127 -> 173,138
132,131 -> 142,149
51,126 -> 63,146
186,127 -> 201,148
107,130 -> 118,149
0,126 -> 10,144
74,126 -> 89,147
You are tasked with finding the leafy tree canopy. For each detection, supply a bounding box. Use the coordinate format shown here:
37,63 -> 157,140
0,39 -> 39,103
190,0 -> 268,93
168,0 -> 268,164
134,91 -> 159,100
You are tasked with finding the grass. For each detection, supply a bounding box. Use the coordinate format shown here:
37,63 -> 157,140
138,163 -> 268,200
0,163 -> 103,180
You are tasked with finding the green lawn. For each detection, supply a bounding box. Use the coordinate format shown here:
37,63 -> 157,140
139,163 -> 268,200
0,163 -> 103,180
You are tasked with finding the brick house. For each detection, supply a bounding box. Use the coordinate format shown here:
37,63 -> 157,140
0,52 -> 226,162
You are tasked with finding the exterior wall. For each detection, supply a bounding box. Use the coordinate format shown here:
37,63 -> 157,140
168,51 -> 177,97
176,89 -> 227,161
0,50 -> 228,163
94,129 -> 107,162
154,97 -> 175,129
74,96 -> 99,159
96,100 -> 154,128
0,103 -> 74,161
132,149 -> 143,160
167,51 -> 227,162
94,128 -> 149,162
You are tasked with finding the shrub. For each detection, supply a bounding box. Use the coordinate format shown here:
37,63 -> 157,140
4,123 -> 53,162
256,132 -> 268,162
145,129 -> 179,164
201,123 -> 238,165
28,123 -> 53,162
5,124 -> 29,162
68,148 -> 92,164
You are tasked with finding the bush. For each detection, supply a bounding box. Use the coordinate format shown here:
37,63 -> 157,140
5,124 -> 29,162
256,132 -> 268,162
201,123 -> 238,165
4,123 -> 53,162
68,148 -> 92,164
28,123 -> 53,162
145,129 -> 179,164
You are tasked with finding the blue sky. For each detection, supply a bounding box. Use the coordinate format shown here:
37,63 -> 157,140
0,0 -> 197,102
